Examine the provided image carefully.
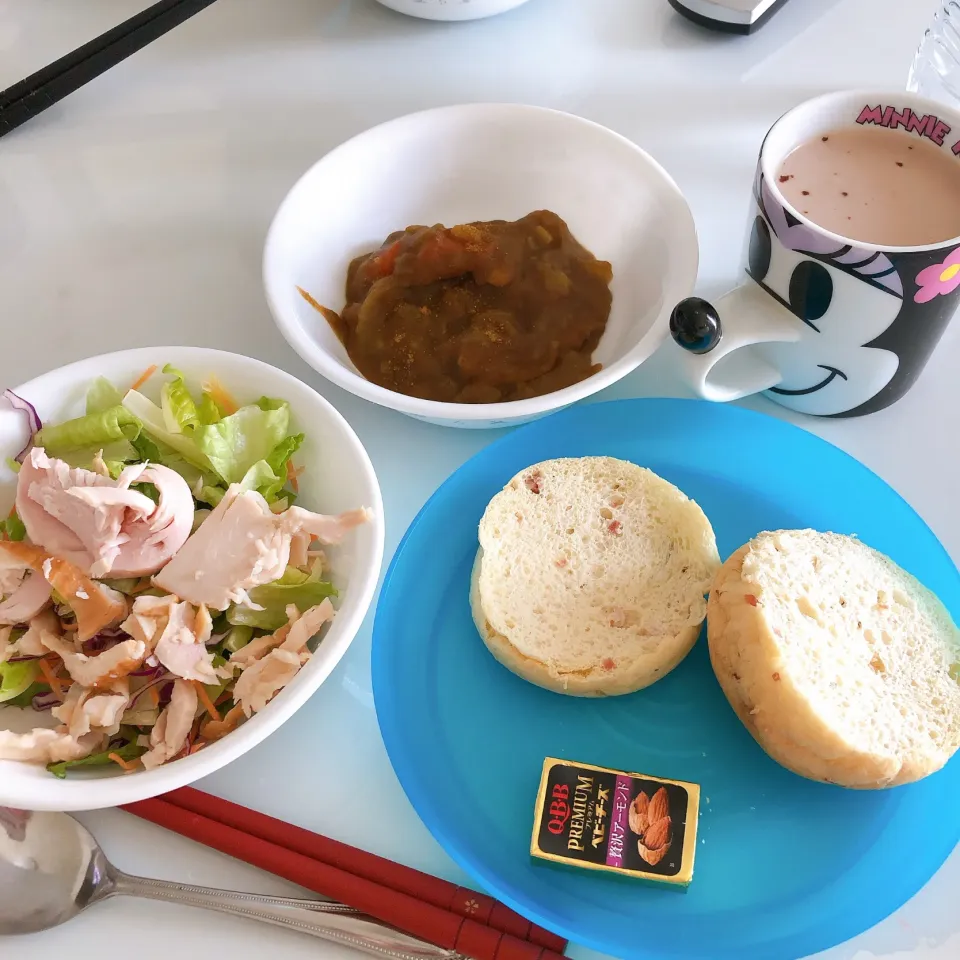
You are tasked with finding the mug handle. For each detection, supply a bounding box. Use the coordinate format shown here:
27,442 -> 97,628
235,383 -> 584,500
670,282 -> 802,402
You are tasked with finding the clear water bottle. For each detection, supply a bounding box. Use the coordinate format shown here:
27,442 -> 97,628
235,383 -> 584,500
908,2 -> 960,104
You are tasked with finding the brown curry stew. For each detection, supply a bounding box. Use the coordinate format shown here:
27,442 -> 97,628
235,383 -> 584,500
304,210 -> 613,404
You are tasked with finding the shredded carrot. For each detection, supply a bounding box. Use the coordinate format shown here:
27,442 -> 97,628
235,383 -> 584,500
214,690 -> 232,707
108,752 -> 138,772
130,364 -> 158,392
204,376 -> 238,415
286,459 -> 299,494
193,681 -> 222,722
148,685 -> 160,708
38,658 -> 65,697
7,506 -> 15,519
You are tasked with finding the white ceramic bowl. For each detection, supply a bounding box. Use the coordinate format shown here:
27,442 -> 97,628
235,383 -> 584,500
373,0 -> 533,21
263,103 -> 699,429
0,347 -> 384,811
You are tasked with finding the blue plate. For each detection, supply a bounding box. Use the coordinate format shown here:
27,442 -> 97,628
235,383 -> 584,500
372,399 -> 960,960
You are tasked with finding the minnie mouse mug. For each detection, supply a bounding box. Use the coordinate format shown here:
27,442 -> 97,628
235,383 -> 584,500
671,89 -> 960,417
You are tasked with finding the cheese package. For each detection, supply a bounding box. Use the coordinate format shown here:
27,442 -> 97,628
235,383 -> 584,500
530,758 -> 699,887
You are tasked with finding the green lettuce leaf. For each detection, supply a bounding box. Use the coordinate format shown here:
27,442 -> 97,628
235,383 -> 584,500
60,440 -> 140,474
161,365 -> 201,435
198,391 -> 223,425
0,660 -> 41,704
46,740 -> 146,779
201,653 -> 231,706
226,566 -> 336,631
124,386 -> 297,490
35,406 -> 142,456
101,577 -> 141,595
195,484 -> 226,507
86,377 -> 125,415
1,510 -> 26,541
195,399 -> 292,485
2,680 -> 48,708
221,625 -> 253,654
123,389 -> 215,472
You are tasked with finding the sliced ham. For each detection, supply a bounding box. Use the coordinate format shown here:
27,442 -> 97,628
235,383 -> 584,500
154,486 -> 371,610
0,728 -> 104,763
16,448 -> 194,578
141,679 -> 197,770
0,541 -> 127,641
0,545 -> 51,625
153,486 -> 287,609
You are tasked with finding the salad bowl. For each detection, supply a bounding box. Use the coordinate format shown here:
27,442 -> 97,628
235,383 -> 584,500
0,347 -> 384,811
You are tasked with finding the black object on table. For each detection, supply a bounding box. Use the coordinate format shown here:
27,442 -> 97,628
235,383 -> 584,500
0,0 -> 219,140
668,0 -> 793,35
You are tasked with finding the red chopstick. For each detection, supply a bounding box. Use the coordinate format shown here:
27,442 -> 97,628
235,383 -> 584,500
121,797 -> 565,960
154,786 -> 566,952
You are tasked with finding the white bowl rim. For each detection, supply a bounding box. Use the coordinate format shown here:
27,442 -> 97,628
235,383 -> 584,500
263,102 -> 699,422
0,346 -> 385,811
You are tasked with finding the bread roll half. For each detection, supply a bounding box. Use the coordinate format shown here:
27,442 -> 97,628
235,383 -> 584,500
707,530 -> 960,789
472,457 -> 720,696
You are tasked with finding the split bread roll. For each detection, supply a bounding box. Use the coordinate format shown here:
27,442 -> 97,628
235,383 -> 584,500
708,530 -> 960,789
471,457 -> 721,696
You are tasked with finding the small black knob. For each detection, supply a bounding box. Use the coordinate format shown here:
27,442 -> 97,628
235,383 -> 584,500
670,297 -> 722,355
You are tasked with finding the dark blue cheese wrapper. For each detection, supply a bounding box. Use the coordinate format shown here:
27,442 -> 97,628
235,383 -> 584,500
530,758 -> 699,886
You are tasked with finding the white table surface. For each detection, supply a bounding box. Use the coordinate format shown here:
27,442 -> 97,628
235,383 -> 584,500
2,1 -> 957,958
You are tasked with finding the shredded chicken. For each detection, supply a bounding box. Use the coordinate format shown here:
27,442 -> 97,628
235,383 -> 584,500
0,433 -> 371,777
0,728 -> 105,763
200,703 -> 245,741
141,679 -> 197,770
153,601 -> 218,683
41,632 -> 147,688
51,678 -> 129,739
16,608 -> 62,657
120,594 -> 179,647
233,648 -> 307,717
289,532 -> 310,570
229,600 -> 335,668
280,507 -> 371,545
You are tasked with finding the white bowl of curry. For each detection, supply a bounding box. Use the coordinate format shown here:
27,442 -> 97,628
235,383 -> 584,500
264,104 -> 698,429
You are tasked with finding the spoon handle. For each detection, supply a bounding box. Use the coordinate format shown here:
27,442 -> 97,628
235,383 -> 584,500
112,872 -> 467,960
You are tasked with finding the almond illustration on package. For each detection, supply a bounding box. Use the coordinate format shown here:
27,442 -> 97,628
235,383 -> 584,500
632,786 -> 673,866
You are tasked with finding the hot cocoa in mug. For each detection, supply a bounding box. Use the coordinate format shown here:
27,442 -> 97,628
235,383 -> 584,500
671,91 -> 960,417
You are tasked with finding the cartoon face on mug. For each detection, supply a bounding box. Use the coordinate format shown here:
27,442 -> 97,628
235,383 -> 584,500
745,213 -> 901,416
744,178 -> 908,417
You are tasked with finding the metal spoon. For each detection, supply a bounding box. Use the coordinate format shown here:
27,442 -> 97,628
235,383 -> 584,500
0,808 -> 462,959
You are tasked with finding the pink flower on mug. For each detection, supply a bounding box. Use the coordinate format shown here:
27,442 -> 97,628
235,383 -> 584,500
915,247 -> 960,303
